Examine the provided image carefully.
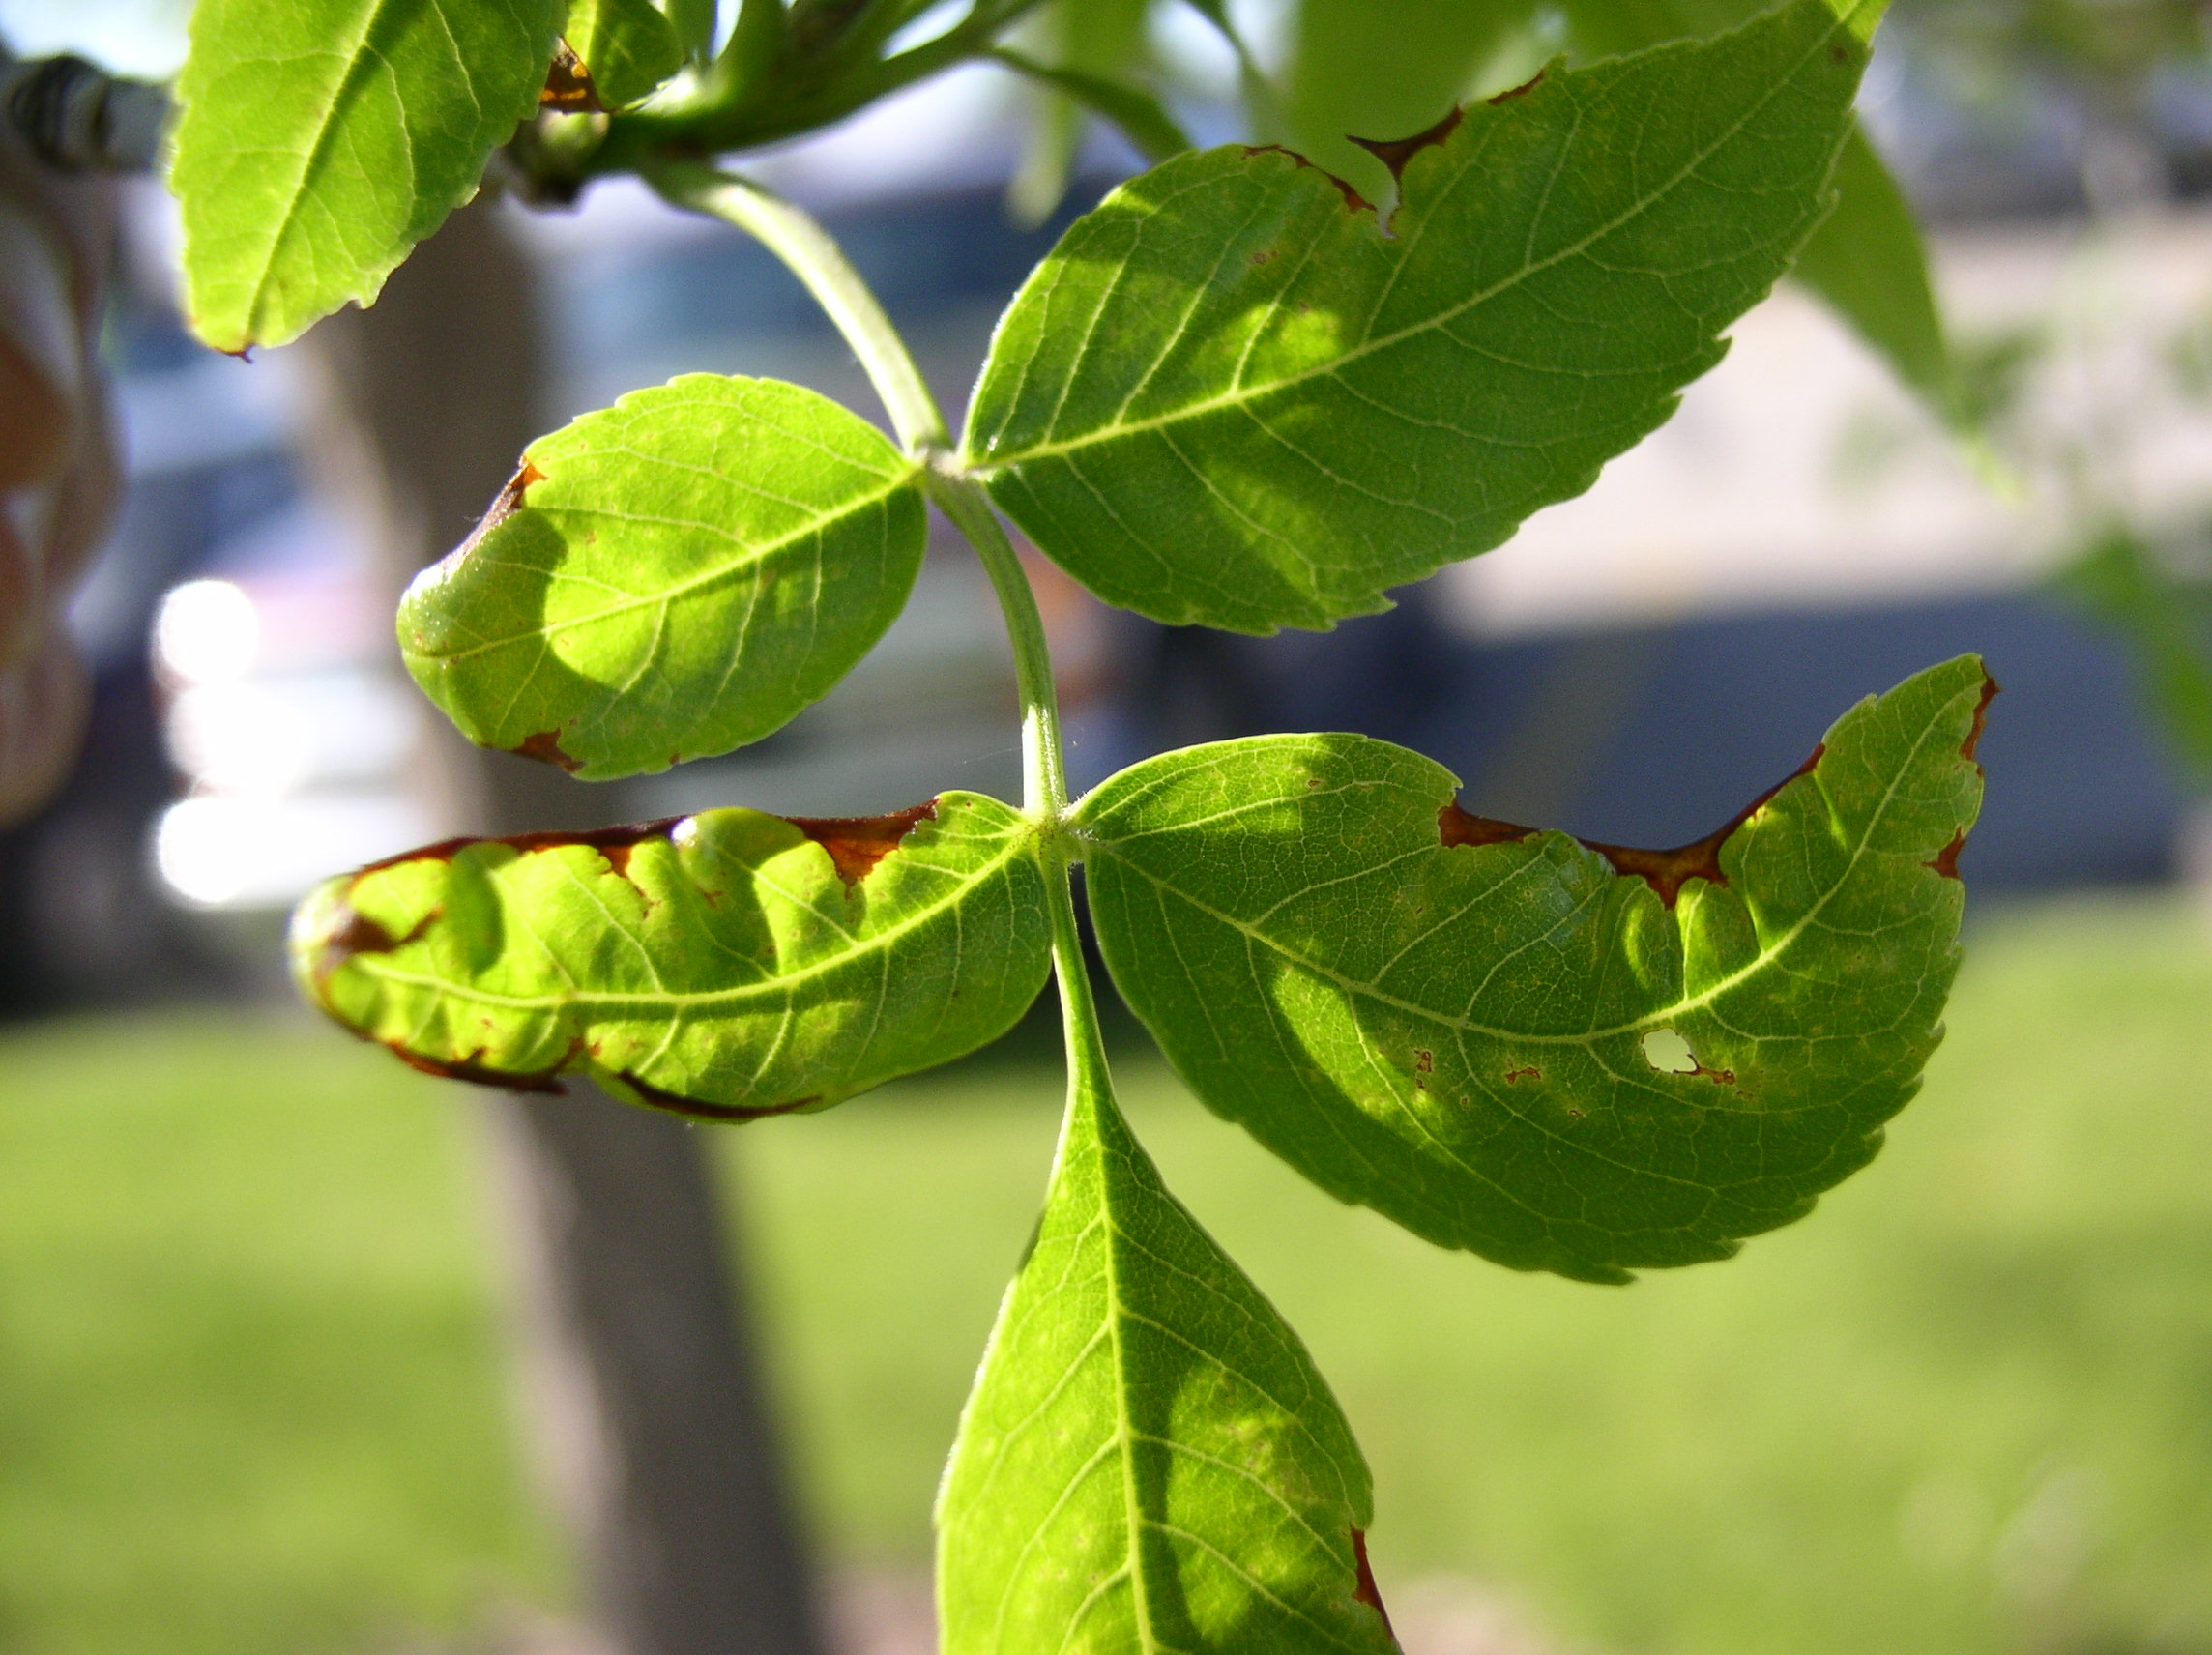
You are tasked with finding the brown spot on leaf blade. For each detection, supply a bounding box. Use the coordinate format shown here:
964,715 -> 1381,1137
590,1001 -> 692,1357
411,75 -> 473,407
511,727 -> 584,771
1505,1065 -> 1540,1084
1441,742 -> 1827,908
788,799 -> 939,889
314,902 -> 436,989
540,41 -> 601,110
1351,1527 -> 1396,1640
1438,803 -> 1542,851
1929,828 -> 1967,880
1349,105 -> 1465,183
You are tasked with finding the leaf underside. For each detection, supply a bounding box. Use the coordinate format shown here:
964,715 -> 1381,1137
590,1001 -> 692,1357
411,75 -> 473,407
399,375 -> 927,782
171,0 -> 561,353
965,0 -> 1878,633
938,1072 -> 1399,1655
1076,656 -> 1990,1283
291,793 -> 1051,1119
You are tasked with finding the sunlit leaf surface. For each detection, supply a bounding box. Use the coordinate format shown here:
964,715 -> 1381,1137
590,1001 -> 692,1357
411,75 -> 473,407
965,0 -> 1880,632
1077,656 -> 1990,1282
938,1065 -> 1399,1655
292,795 -> 1050,1118
399,376 -> 926,781
172,0 -> 560,352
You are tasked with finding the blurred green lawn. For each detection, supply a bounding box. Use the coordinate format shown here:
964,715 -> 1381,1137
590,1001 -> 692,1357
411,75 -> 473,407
2,894 -> 2209,1655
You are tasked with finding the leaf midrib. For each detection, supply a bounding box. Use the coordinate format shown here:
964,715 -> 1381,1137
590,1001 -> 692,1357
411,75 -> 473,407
966,7 -> 1848,474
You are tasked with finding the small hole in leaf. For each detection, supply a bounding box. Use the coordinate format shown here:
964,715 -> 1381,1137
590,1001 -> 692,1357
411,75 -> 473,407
1642,1028 -> 1699,1074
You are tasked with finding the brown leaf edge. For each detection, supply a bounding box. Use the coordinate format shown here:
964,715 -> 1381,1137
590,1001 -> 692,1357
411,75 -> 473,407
303,801 -> 941,1118
1441,670 -> 1997,906
1350,1527 -> 1398,1646
1268,67 -> 1548,235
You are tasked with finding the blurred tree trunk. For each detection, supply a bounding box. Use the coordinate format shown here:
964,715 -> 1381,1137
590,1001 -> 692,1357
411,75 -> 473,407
295,196 -> 827,1655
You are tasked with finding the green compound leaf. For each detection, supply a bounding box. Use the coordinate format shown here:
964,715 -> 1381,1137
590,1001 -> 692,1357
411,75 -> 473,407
964,0 -> 1881,633
938,1066 -> 1399,1655
564,0 -> 684,107
171,0 -> 561,353
1075,656 -> 1991,1283
291,794 -> 1050,1118
399,376 -> 926,782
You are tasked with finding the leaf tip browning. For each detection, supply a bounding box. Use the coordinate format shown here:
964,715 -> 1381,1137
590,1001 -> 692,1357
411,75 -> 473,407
788,799 -> 941,889
1927,663 -> 1997,879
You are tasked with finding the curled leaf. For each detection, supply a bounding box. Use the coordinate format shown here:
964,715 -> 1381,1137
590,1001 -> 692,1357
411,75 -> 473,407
292,793 -> 1051,1118
1075,656 -> 1991,1281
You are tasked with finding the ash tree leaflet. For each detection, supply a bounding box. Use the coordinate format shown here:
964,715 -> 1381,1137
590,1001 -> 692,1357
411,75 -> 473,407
172,0 -> 564,353
937,1063 -> 1400,1655
292,793 -> 1051,1119
963,0 -> 1884,633
1074,657 -> 1991,1283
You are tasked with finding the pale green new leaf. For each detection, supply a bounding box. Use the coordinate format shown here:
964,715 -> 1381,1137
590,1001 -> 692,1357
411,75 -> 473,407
399,375 -> 926,782
938,1065 -> 1399,1655
965,0 -> 1883,632
566,0 -> 684,106
291,794 -> 1051,1118
1076,656 -> 1991,1282
171,0 -> 561,353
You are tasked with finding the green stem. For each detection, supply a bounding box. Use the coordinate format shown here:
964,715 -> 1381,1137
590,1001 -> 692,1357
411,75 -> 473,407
646,160 -> 948,454
919,466 -> 1068,824
598,0 -> 1050,175
647,160 -> 1068,821
650,156 -> 1107,1139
